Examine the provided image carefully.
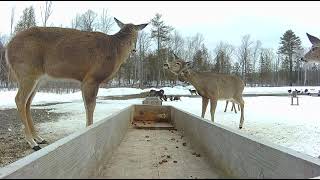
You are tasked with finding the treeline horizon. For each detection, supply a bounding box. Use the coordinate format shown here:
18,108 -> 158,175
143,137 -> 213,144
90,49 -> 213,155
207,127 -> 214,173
1,2 -> 319,94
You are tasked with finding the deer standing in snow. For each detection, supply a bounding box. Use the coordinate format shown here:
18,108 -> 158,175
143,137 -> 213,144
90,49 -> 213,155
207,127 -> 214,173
164,54 -> 245,129
5,18 -> 148,150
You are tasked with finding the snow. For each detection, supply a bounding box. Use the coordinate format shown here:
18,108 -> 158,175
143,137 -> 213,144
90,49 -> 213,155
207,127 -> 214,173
1,86 -> 320,158
164,96 -> 320,158
244,86 -> 320,94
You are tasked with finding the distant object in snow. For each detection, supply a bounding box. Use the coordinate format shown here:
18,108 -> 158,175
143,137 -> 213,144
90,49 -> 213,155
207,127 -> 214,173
189,89 -> 198,95
148,89 -> 167,101
291,91 -> 299,105
169,95 -> 181,101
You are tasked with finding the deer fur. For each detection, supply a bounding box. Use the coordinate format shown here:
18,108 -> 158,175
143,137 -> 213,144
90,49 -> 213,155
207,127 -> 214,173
5,18 -> 148,150
301,33 -> 320,63
164,54 -> 245,129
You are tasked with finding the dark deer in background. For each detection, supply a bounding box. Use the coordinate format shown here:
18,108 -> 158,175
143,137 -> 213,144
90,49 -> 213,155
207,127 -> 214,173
5,18 -> 148,150
189,89 -> 198,95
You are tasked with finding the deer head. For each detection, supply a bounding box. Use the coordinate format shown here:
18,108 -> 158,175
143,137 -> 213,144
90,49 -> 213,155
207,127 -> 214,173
163,54 -> 193,76
114,17 -> 148,54
301,33 -> 320,63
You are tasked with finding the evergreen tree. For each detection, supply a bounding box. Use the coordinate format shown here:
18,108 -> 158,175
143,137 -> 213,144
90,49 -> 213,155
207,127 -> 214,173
14,6 -> 36,33
278,30 -> 302,85
150,13 -> 173,87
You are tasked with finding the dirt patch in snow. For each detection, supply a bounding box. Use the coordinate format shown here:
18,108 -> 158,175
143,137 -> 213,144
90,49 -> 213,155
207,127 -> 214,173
0,106 -> 69,167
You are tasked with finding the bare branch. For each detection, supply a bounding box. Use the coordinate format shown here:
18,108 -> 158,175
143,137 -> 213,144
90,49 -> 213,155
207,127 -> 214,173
40,1 -> 53,27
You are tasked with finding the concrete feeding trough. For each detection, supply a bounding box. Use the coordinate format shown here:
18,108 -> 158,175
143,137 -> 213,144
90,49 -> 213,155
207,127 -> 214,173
1,104 -> 320,179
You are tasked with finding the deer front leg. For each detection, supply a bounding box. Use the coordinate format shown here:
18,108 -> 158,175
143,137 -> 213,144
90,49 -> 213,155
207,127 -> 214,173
15,78 -> 41,150
210,99 -> 218,122
201,97 -> 209,118
27,89 -> 47,144
81,80 -> 99,127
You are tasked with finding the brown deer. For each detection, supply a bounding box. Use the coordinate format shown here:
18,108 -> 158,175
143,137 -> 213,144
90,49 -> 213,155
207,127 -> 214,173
5,18 -> 148,151
163,54 -> 245,129
301,33 -> 320,63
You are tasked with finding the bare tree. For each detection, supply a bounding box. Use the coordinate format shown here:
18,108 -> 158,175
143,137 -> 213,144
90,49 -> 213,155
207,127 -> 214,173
170,30 -> 184,57
40,1 -> 53,27
252,40 -> 262,84
0,34 -> 9,87
80,9 -> 97,32
137,31 -> 151,87
71,13 -> 81,29
237,34 -> 253,86
98,8 -> 114,34
10,7 -> 15,37
185,33 -> 204,62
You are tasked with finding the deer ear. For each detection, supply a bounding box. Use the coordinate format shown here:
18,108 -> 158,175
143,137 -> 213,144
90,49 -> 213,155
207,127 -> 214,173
114,17 -> 125,28
306,33 -> 320,45
137,23 -> 148,30
173,53 -> 180,60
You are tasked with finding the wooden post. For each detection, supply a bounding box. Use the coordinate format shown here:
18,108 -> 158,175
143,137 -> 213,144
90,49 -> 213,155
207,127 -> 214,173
291,91 -> 299,105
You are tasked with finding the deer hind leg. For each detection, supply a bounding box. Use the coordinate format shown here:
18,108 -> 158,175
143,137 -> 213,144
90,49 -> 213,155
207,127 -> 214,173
210,99 -> 217,123
232,102 -> 237,114
224,100 -> 229,112
235,97 -> 245,129
201,97 -> 209,118
26,83 -> 47,144
81,80 -> 99,127
15,78 -> 41,150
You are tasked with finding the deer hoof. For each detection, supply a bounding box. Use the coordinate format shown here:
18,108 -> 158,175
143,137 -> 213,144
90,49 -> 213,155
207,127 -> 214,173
32,146 -> 41,151
38,140 -> 48,144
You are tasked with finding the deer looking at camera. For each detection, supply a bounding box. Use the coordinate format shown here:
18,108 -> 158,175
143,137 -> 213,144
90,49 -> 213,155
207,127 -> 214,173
164,54 -> 245,129
5,18 -> 148,150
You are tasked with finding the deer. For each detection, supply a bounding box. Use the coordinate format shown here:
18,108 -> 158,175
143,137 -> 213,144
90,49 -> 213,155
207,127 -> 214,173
163,54 -> 245,129
301,33 -> 320,63
5,18 -> 148,151
189,89 -> 198,95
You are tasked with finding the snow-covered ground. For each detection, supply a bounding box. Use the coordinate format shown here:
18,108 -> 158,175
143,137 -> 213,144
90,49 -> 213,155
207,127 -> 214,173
1,86 -> 320,158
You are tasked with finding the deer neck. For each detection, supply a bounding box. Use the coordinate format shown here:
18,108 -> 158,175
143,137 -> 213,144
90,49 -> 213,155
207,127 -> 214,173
183,70 -> 202,87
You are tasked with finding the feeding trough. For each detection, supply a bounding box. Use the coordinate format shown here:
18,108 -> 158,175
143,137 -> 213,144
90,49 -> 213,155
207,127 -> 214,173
1,103 -> 320,179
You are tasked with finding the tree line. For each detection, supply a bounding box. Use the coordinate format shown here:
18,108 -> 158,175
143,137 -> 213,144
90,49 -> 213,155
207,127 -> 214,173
0,2 -> 319,94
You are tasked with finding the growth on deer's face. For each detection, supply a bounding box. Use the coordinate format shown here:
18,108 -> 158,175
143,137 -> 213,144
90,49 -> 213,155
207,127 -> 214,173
5,17 -> 148,151
301,33 -> 320,63
164,54 -> 245,129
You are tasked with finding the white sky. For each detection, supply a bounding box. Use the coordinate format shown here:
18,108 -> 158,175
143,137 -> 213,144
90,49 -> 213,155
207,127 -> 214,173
0,1 -> 320,50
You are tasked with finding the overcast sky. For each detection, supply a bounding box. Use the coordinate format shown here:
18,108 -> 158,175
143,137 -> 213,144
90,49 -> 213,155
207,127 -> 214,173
0,1 -> 319,51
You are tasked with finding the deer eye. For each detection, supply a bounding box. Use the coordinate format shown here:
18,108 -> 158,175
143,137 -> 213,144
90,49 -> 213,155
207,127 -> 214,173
176,62 -> 180,65
312,47 -> 318,51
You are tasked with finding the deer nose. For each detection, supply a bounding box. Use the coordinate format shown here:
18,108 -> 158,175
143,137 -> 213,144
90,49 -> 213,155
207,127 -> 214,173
132,49 -> 137,53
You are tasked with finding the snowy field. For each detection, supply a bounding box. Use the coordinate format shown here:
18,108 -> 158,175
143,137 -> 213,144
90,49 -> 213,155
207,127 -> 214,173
1,86 -> 320,158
